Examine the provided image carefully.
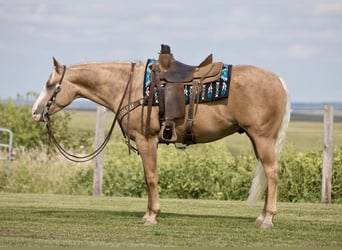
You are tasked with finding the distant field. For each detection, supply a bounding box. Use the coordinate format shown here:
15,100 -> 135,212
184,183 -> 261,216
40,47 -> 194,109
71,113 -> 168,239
66,110 -> 342,154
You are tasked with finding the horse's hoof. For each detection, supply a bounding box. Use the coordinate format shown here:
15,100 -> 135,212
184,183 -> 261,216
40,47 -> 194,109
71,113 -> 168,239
143,218 -> 157,226
260,222 -> 274,230
255,216 -> 264,226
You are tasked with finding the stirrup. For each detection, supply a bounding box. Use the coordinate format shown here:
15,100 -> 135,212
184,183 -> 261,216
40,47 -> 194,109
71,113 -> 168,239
158,120 -> 177,143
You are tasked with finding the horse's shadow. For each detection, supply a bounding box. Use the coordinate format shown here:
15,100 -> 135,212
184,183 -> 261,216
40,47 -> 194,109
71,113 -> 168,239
34,209 -> 255,224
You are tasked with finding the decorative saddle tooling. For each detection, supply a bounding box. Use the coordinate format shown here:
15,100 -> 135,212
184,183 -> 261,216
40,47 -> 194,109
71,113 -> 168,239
144,44 -> 232,144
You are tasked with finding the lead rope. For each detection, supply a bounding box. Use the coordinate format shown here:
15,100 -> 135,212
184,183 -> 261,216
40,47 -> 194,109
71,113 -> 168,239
45,62 -> 136,162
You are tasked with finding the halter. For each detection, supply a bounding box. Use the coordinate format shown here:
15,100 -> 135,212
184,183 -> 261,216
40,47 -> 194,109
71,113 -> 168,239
44,62 -> 137,162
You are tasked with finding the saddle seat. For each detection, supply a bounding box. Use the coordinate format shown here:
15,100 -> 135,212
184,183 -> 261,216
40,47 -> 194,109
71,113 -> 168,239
148,44 -> 224,144
159,51 -> 223,84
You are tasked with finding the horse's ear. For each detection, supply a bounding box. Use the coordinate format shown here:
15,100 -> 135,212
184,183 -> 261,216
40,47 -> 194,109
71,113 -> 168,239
52,57 -> 63,74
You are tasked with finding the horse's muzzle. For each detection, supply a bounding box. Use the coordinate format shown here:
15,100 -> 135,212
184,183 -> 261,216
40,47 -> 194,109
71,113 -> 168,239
32,108 -> 45,122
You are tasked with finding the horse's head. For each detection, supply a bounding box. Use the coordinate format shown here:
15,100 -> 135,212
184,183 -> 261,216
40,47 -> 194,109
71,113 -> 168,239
32,58 -> 76,122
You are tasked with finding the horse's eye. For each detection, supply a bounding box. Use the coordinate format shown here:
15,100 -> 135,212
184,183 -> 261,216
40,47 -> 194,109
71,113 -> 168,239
45,73 -> 55,89
46,81 -> 55,89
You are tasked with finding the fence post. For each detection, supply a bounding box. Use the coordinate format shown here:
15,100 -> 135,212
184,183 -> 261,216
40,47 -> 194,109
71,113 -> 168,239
321,105 -> 334,203
93,105 -> 106,196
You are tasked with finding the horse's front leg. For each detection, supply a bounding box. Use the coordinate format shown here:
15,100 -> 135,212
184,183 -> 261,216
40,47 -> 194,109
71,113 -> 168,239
135,134 -> 160,225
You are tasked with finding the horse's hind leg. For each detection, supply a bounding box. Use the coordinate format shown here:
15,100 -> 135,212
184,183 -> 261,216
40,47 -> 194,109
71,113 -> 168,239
252,136 -> 280,229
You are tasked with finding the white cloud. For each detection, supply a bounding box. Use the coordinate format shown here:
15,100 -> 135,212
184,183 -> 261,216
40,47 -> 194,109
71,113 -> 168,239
213,26 -> 259,41
229,6 -> 251,22
287,44 -> 319,60
144,14 -> 163,25
313,2 -> 342,15
0,41 -> 6,51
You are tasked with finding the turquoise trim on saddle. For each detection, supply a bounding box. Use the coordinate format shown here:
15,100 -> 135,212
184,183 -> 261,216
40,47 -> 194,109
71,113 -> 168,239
143,59 -> 231,105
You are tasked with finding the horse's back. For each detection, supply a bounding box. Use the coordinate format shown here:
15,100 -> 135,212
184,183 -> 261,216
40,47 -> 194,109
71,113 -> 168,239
230,64 -> 286,101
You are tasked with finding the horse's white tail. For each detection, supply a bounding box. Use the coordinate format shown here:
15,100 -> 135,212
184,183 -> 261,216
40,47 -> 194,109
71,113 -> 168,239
247,77 -> 291,205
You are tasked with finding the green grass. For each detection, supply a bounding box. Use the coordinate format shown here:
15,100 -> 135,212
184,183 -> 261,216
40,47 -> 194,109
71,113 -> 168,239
0,193 -> 341,247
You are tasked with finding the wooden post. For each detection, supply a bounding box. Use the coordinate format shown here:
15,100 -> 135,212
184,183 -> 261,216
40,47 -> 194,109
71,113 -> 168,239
321,105 -> 334,203
93,105 -> 106,196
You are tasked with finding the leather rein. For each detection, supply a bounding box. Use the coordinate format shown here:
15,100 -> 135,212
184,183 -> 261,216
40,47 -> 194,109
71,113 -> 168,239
44,62 -> 138,162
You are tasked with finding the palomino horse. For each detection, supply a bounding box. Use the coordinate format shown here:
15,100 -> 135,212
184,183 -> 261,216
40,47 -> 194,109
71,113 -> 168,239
32,56 -> 290,229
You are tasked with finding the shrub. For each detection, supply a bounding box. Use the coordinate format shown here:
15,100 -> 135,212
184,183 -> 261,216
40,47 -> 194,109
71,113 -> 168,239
157,154 -> 255,200
68,144 -> 340,203
1,146 -> 341,203
0,96 -> 92,151
0,147 -> 91,194
0,98 -> 46,149
279,147 -> 342,203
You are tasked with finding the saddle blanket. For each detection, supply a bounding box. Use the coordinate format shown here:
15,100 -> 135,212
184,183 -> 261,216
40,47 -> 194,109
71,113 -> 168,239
143,59 -> 232,105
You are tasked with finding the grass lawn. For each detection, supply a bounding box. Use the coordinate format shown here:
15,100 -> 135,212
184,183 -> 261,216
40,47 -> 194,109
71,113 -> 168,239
0,193 -> 341,247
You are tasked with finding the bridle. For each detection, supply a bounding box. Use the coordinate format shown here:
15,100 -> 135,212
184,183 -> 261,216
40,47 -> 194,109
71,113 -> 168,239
44,62 -> 137,162
43,65 -> 66,122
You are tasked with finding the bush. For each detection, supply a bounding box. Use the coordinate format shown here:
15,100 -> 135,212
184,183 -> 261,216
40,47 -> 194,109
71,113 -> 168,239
0,147 -> 90,194
1,146 -> 341,203
157,154 -> 255,200
279,147 -> 342,203
69,145 -> 342,203
0,95 -> 92,151
332,149 -> 342,202
0,98 -> 46,149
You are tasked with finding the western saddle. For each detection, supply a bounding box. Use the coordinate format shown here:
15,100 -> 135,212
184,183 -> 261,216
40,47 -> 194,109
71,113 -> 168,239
146,44 -> 223,144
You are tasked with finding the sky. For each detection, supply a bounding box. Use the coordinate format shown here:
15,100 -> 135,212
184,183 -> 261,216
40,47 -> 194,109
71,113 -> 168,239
0,0 -> 341,103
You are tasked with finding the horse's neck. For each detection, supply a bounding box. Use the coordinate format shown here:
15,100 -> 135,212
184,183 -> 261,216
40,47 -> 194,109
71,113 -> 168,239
68,61 -> 143,111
